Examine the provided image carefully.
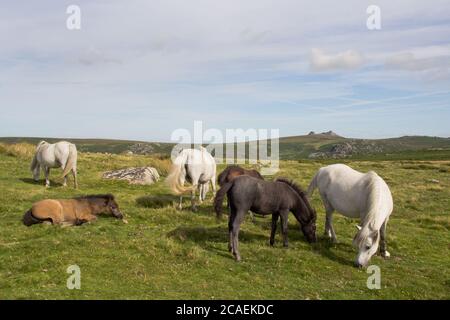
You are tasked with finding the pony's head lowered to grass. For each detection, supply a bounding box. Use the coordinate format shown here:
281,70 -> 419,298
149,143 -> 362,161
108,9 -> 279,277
353,225 -> 380,268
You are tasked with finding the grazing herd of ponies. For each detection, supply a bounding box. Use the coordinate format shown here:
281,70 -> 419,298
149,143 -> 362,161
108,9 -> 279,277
23,140 -> 393,268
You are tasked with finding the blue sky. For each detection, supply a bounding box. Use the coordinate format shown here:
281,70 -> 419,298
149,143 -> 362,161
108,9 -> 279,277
0,0 -> 449,141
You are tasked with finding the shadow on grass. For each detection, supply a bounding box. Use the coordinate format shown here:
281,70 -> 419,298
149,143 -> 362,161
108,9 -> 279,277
168,225 -> 269,259
311,236 -> 356,267
20,178 -> 63,187
136,195 -> 178,208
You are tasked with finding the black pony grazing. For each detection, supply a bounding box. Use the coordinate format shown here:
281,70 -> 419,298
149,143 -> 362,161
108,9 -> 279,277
214,175 -> 317,261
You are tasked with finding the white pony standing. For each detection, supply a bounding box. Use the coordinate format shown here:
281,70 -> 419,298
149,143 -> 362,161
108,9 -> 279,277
166,147 -> 216,211
308,164 -> 393,267
31,141 -> 78,188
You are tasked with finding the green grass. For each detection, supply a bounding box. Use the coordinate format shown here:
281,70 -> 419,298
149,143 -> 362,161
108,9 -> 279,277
0,150 -> 449,299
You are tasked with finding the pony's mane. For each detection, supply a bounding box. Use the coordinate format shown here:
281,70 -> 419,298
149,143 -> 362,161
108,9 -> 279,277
37,141 -> 48,148
361,172 -> 382,228
275,177 -> 316,221
354,172 -> 383,245
75,194 -> 115,201
275,177 -> 305,196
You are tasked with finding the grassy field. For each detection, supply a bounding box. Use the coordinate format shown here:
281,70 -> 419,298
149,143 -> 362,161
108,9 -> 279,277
0,144 -> 449,299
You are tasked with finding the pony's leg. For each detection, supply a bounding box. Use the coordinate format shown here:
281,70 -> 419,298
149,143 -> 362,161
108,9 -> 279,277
60,164 -> 68,187
46,212 -> 63,225
379,219 -> 390,258
327,213 -> 338,243
270,213 -> 279,246
228,208 -> 237,252
178,196 -> 183,210
177,172 -> 186,210
210,178 -> 216,200
198,184 -> 203,204
72,168 -> 78,189
322,197 -> 337,243
202,184 -> 207,202
81,214 -> 98,224
44,167 -> 50,187
191,183 -> 198,211
279,210 -> 289,247
231,210 -> 245,261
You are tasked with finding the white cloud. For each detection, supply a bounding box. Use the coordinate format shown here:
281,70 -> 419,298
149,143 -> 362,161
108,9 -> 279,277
309,48 -> 364,72
385,52 -> 450,81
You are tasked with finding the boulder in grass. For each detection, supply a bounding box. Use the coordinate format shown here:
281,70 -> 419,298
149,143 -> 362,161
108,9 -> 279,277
102,167 -> 160,185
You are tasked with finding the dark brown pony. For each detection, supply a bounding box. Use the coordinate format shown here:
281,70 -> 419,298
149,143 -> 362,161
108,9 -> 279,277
218,165 -> 264,186
218,165 -> 264,217
23,194 -> 124,227
214,175 -> 317,261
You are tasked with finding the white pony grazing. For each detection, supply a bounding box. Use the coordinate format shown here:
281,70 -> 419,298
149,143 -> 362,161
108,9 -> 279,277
31,141 -> 78,188
308,164 -> 393,267
166,147 -> 216,211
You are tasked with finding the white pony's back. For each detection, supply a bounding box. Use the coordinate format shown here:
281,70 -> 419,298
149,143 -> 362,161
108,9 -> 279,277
308,164 -> 392,224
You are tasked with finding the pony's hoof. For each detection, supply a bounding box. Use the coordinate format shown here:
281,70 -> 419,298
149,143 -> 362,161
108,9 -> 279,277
381,250 -> 391,258
234,256 -> 241,262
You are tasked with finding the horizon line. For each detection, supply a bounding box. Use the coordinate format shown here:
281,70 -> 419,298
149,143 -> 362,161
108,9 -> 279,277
0,132 -> 449,144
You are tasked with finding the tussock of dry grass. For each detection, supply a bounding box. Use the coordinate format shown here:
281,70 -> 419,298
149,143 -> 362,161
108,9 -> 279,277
0,143 -> 35,159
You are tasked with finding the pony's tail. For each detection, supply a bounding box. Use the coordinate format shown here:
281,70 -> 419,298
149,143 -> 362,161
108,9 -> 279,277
214,181 -> 233,218
307,172 -> 318,197
30,154 -> 38,171
217,167 -> 228,187
22,209 -> 41,226
166,151 -> 191,195
62,144 -> 77,178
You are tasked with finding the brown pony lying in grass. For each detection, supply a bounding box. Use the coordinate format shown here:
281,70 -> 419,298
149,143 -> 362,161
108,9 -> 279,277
23,194 -> 126,227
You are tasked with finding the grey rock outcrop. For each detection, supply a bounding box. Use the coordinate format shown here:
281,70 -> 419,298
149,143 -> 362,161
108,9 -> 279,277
102,167 -> 160,185
128,143 -> 155,155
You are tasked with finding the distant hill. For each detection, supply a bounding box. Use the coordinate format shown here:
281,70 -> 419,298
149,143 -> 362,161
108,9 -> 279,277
1,133 -> 450,160
277,133 -> 450,159
0,137 -> 174,156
